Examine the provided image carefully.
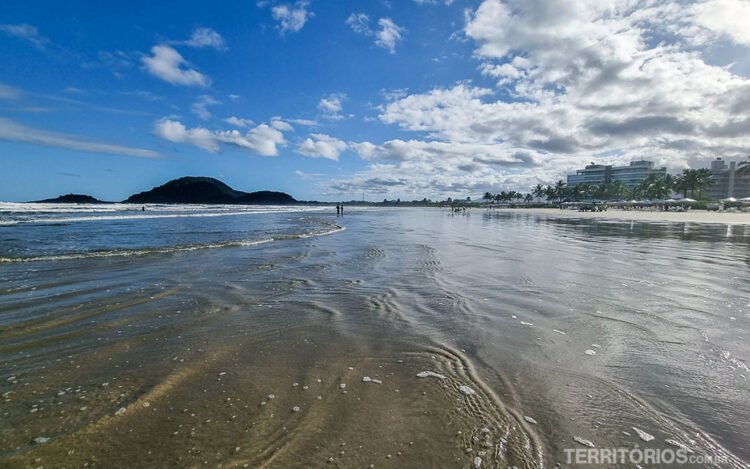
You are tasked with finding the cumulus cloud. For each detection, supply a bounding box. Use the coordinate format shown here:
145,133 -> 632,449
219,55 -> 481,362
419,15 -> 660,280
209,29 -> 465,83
271,1 -> 313,34
0,24 -> 47,48
297,134 -> 348,160
270,118 -> 294,131
317,93 -> 346,119
225,116 -> 255,128
346,14 -> 405,53
0,117 -> 160,158
325,0 -> 750,198
375,18 -> 405,53
352,139 -> 540,166
191,95 -> 220,120
141,45 -> 210,87
346,13 -> 371,34
288,118 -> 318,126
181,27 -> 227,50
153,118 -> 287,156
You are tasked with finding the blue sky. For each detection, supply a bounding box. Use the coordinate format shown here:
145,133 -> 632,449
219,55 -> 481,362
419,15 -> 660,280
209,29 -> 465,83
1,0 -> 749,202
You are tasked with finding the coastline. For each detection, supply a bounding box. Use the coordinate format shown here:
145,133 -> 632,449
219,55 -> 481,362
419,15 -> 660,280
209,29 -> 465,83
491,207 -> 750,225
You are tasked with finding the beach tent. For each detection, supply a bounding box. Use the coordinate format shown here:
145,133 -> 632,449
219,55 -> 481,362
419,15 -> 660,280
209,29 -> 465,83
681,198 -> 696,202
722,197 -> 738,202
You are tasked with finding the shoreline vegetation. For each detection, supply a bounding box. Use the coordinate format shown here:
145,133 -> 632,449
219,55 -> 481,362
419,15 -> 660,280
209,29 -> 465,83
28,168 -> 750,208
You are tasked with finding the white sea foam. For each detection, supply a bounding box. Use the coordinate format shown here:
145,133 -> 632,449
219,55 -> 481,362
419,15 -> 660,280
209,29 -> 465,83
0,203 -> 326,226
584,349 -> 597,356
665,438 -> 693,453
458,385 -> 475,396
416,371 -> 446,379
573,436 -> 595,448
632,427 -> 654,442
0,225 -> 344,263
523,416 -> 538,425
553,329 -> 566,335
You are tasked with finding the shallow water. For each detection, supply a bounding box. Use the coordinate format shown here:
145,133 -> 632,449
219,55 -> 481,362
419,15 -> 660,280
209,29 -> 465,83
1,206 -> 748,468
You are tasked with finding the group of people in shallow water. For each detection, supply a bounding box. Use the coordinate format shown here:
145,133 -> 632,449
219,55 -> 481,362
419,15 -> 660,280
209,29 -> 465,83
335,204 -> 344,216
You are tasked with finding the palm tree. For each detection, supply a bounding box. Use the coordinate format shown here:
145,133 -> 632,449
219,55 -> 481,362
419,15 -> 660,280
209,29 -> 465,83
638,173 -> 670,200
554,180 -> 567,202
681,169 -> 701,198
737,158 -> 750,177
694,168 -> 713,200
532,184 -> 545,201
483,192 -> 494,203
672,174 -> 688,198
576,183 -> 592,200
544,185 -> 555,202
524,193 -> 533,203
609,181 -> 627,200
592,184 -> 607,200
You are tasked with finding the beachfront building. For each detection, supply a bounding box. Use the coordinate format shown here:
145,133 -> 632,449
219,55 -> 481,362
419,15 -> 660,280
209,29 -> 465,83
567,160 -> 667,189
707,157 -> 750,199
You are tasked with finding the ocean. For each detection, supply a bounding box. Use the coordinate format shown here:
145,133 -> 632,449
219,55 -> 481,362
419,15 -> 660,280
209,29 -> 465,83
1,204 -> 748,467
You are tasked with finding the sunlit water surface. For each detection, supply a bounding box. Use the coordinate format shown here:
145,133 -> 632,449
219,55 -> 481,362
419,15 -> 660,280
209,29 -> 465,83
1,205 -> 748,468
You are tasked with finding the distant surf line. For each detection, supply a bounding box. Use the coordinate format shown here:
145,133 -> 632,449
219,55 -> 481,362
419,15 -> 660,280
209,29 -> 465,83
0,207 -> 326,226
0,226 -> 345,263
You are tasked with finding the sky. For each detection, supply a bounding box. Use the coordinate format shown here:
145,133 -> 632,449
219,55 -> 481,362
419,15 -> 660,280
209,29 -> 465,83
1,0 -> 749,202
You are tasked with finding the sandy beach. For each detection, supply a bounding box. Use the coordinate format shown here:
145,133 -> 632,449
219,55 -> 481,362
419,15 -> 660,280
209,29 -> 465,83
494,207 -> 750,224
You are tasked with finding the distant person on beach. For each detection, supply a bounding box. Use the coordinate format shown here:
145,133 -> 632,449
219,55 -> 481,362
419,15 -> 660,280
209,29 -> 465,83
336,205 -> 340,215
340,204 -> 344,215
141,206 -> 145,212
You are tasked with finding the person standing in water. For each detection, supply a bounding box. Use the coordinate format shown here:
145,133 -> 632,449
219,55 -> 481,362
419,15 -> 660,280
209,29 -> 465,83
336,204 -> 340,215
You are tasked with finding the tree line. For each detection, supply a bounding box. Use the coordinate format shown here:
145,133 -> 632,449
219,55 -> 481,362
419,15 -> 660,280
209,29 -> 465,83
482,168 -> 730,204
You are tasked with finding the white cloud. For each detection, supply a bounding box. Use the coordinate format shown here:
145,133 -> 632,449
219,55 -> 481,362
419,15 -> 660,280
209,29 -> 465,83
270,118 -> 294,131
317,93 -> 346,119
375,18 -> 404,54
225,116 -> 255,128
351,139 -> 540,166
689,0 -> 750,46
191,95 -> 220,120
182,27 -> 227,50
297,134 -> 348,160
0,24 -> 47,48
0,117 -> 160,158
153,118 -> 287,156
288,118 -> 318,126
346,13 -> 371,34
271,1 -> 313,34
154,119 -> 219,152
295,170 -> 322,180
346,14 -> 405,53
141,45 -> 210,87
326,0 -> 750,198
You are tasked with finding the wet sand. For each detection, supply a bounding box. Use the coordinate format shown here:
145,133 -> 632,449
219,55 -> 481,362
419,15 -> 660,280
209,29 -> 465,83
1,208 -> 748,468
498,207 -> 750,224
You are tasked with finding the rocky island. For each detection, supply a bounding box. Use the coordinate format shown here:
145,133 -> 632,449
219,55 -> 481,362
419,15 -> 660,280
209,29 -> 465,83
124,177 -> 296,204
34,177 -> 297,205
34,194 -> 109,204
